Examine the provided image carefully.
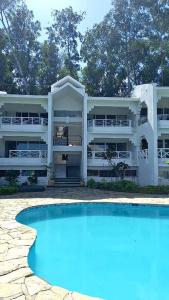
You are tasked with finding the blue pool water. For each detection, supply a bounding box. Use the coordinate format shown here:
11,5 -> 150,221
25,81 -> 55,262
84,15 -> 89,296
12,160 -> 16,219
17,203 -> 169,300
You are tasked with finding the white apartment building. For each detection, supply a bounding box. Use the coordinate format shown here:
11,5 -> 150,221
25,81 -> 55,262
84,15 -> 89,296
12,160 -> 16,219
0,75 -> 169,186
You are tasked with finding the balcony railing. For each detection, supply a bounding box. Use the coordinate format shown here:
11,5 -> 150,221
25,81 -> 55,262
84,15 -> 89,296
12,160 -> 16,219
158,114 -> 169,121
158,148 -> 169,159
88,119 -> 131,128
138,149 -> 148,159
53,135 -> 82,146
88,150 -> 131,160
9,150 -> 47,159
0,117 -> 48,126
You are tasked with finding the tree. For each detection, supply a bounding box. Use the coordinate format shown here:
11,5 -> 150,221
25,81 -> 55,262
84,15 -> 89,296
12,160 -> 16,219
106,144 -> 129,180
0,29 -> 16,93
0,0 -> 41,94
81,20 -> 127,96
38,41 -> 61,94
47,6 -> 85,79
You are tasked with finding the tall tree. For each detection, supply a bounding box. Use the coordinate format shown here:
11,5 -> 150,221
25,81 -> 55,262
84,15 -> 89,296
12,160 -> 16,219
47,6 -> 85,79
38,41 -> 61,94
0,0 -> 41,94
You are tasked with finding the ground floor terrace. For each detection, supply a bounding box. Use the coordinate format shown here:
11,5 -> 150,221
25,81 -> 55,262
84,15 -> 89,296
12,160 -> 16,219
1,188 -> 169,299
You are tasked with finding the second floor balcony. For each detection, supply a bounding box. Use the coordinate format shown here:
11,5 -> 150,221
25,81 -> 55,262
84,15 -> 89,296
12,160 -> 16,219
88,119 -> 133,135
0,117 -> 48,132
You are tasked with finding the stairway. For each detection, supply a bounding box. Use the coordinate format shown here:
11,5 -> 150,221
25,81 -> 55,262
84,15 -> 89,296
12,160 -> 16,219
53,177 -> 81,187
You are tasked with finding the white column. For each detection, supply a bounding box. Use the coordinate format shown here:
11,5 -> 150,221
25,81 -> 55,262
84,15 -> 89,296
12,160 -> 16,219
47,93 -> 53,179
82,93 -> 88,184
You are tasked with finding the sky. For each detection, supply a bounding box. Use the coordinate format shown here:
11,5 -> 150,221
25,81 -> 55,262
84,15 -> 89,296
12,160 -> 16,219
26,0 -> 112,37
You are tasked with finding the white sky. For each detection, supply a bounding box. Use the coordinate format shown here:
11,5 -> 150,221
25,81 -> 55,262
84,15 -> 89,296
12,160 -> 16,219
26,0 -> 112,36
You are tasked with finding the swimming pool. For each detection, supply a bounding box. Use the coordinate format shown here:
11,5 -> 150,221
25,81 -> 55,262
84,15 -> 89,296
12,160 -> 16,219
16,203 -> 169,300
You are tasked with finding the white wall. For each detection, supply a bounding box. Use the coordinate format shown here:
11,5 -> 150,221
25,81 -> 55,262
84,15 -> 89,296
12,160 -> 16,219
134,84 -> 158,185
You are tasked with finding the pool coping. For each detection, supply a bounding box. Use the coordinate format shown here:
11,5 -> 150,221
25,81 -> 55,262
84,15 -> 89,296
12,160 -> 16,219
1,188 -> 169,299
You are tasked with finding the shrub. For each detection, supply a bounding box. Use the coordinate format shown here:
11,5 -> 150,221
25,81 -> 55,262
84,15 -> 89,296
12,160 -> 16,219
5,170 -> 20,185
0,186 -> 19,195
87,179 -> 169,194
28,173 -> 38,185
87,179 -> 96,188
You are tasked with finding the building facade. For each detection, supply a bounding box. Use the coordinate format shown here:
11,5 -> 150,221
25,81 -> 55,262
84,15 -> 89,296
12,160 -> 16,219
0,76 -> 169,186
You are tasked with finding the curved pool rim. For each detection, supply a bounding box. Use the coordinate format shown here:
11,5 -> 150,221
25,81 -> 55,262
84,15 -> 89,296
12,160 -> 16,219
15,201 -> 169,299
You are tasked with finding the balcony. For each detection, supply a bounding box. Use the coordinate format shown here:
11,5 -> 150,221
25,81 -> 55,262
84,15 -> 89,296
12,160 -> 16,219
158,148 -> 169,164
0,117 -> 48,132
88,119 -> 133,135
158,114 -> 169,130
87,150 -> 133,166
53,135 -> 82,152
0,150 -> 47,166
54,111 -> 82,123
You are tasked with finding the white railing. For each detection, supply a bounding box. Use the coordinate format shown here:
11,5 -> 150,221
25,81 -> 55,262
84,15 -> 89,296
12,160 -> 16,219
138,149 -> 148,159
158,148 -> 169,159
88,150 -> 131,160
88,119 -> 131,128
9,150 -> 47,159
158,114 -> 169,121
0,117 -> 48,126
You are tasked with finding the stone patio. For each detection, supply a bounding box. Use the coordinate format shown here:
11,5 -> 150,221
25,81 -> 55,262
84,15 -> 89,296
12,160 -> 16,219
1,187 -> 169,300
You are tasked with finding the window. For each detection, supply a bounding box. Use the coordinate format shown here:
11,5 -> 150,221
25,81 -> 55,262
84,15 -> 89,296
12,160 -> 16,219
164,108 -> 169,115
87,170 -> 99,176
95,115 -> 105,119
157,108 -> 163,115
0,170 -> 6,177
107,115 -> 116,120
158,140 -> 163,148
165,140 -> 169,148
125,170 -> 137,177
100,170 -> 116,177
117,143 -> 127,151
94,143 -> 105,151
21,170 -> 47,177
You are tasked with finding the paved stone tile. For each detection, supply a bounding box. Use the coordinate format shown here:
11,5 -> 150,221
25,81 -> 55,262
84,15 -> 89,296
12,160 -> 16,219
0,187 -> 169,299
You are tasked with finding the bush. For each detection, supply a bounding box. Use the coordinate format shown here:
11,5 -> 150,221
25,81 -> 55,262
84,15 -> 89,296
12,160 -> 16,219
0,186 -> 19,195
87,179 -> 96,188
5,170 -> 20,185
87,179 -> 169,194
139,185 -> 169,195
28,173 -> 38,185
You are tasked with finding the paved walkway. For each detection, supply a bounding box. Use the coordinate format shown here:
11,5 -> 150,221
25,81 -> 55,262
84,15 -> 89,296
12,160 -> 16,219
0,187 -> 169,300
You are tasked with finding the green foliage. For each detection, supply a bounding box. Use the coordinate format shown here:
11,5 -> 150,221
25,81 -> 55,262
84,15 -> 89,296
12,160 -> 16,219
87,179 -> 96,188
47,6 -> 85,79
28,173 -> 38,185
0,186 -> 19,195
1,0 -> 169,95
5,170 -> 20,185
87,179 -> 169,194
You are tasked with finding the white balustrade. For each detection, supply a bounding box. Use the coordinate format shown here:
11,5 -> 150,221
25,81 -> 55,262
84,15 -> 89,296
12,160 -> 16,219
88,119 -> 131,128
0,117 -> 48,126
88,150 -> 131,160
158,148 -> 169,159
138,149 -> 148,159
9,150 -> 47,159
